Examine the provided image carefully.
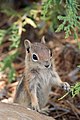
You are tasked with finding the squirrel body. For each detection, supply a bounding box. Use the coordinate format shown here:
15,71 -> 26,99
14,37 -> 70,111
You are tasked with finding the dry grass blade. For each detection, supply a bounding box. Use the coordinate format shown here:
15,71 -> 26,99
54,111 -> 69,119
67,100 -> 80,120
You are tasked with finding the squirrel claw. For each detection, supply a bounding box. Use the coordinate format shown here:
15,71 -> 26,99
61,82 -> 70,91
32,104 -> 40,112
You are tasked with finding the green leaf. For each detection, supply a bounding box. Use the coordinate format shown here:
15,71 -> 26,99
8,68 -> 16,83
0,30 -> 6,45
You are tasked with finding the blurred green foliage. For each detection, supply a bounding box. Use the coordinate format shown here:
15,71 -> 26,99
58,82 -> 80,100
0,29 -> 6,44
70,82 -> 80,97
0,3 -> 38,82
42,0 -> 63,30
59,66 -> 80,100
42,0 -> 80,40
0,50 -> 18,82
71,66 -> 80,97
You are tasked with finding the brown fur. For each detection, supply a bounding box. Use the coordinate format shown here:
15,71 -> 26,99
14,37 -> 70,112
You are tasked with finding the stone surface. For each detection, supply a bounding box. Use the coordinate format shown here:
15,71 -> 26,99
0,102 -> 54,120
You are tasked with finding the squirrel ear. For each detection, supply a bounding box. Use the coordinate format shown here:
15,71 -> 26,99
41,36 -> 46,44
24,39 -> 31,53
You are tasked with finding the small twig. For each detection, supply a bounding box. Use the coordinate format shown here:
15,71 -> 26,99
58,91 -> 70,101
54,111 -> 69,119
49,101 -> 70,113
67,100 -> 80,120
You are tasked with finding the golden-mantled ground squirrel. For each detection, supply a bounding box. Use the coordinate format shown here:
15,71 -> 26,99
14,37 -> 70,112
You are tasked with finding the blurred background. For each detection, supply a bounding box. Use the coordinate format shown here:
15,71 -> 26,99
0,0 -> 80,119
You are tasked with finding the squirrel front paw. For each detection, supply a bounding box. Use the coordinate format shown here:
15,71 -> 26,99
31,102 -> 40,112
61,82 -> 70,91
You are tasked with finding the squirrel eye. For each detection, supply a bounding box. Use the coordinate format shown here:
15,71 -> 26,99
32,53 -> 38,61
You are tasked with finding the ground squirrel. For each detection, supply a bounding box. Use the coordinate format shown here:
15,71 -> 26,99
14,37 -> 70,112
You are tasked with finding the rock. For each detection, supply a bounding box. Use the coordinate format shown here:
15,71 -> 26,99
0,102 -> 54,120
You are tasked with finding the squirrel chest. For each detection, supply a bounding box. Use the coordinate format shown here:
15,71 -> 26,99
29,68 -> 53,108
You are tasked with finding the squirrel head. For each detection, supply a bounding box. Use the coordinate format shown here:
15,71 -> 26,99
24,36 -> 52,69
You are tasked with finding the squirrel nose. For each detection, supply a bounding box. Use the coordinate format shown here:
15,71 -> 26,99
44,61 -> 51,68
45,64 -> 50,68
